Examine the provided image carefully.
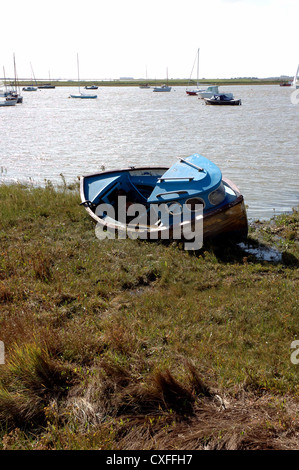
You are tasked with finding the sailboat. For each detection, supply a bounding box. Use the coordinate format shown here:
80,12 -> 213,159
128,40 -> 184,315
139,66 -> 151,89
0,62 -> 22,104
0,70 -> 17,106
38,71 -> 56,89
153,68 -> 172,92
22,63 -> 38,91
186,48 -> 205,96
293,64 -> 299,89
12,54 -> 23,103
69,54 -> 97,99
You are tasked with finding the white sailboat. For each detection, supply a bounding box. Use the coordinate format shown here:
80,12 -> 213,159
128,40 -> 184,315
293,64 -> 299,89
69,54 -> 97,99
186,48 -> 205,96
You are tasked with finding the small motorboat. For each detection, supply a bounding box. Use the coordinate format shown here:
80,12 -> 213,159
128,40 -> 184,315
80,154 -> 248,249
197,85 -> 219,99
22,86 -> 37,91
204,93 -> 242,106
84,85 -> 98,90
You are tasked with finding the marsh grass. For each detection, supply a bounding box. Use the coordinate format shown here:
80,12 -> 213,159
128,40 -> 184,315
0,183 -> 298,449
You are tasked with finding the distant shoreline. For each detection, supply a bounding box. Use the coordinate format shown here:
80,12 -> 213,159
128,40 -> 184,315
11,78 -> 290,87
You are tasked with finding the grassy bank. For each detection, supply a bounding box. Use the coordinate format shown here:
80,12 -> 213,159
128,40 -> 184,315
16,78 -> 285,88
0,182 -> 298,450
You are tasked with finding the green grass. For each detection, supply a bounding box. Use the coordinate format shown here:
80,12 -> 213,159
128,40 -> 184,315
16,78 -> 284,88
0,182 -> 298,449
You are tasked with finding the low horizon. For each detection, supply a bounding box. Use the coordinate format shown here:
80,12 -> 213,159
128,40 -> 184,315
0,74 -> 295,83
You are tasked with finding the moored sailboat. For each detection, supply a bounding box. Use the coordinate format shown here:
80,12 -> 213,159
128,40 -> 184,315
186,48 -> 205,96
153,68 -> 172,92
23,63 -> 38,91
69,54 -> 97,99
38,71 -> 56,89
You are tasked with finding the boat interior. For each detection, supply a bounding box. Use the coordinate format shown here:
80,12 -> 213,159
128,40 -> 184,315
82,166 -> 238,227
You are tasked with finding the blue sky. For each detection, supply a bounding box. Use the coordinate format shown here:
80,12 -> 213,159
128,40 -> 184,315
1,0 -> 298,80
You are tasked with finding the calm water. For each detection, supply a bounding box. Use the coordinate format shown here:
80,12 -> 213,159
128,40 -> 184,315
0,85 -> 298,220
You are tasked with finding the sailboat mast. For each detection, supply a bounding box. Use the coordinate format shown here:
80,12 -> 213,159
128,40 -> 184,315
3,67 -> 8,93
197,48 -> 200,87
77,53 -> 80,93
13,54 -> 17,91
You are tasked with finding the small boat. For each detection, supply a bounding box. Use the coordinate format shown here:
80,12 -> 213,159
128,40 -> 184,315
140,67 -> 151,88
279,81 -> 292,87
5,92 -> 21,102
204,93 -> 241,106
38,84 -> 56,89
23,63 -> 38,91
153,84 -> 172,92
80,153 -> 248,248
197,85 -> 219,99
1,59 -> 23,103
186,89 -> 199,96
69,92 -> 98,99
38,70 -> 56,88
69,54 -> 98,99
84,85 -> 98,90
0,98 -> 17,107
11,54 -> 23,102
0,90 -> 22,102
153,68 -> 172,92
22,86 -> 37,91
